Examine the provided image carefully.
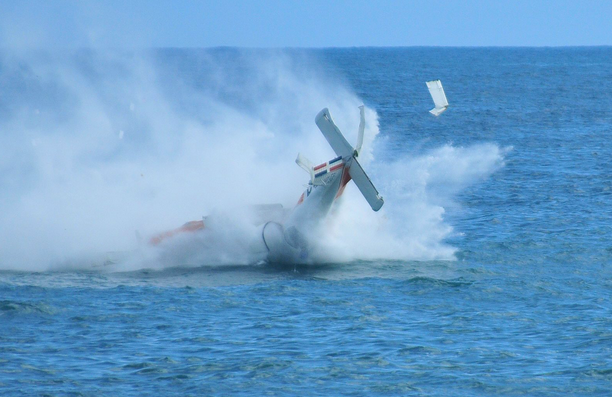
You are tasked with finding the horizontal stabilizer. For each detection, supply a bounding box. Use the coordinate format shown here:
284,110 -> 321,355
426,80 -> 449,116
315,108 -> 355,159
347,157 -> 384,211
296,153 -> 314,181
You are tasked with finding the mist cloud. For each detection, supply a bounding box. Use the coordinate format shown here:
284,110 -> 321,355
0,48 -> 504,270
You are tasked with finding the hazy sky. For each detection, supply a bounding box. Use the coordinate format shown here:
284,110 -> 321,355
1,0 -> 611,48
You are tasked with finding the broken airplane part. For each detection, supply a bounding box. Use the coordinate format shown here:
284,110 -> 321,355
148,107 -> 383,264
426,79 -> 449,116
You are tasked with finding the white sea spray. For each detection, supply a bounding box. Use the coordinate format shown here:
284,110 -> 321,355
0,49 -> 503,270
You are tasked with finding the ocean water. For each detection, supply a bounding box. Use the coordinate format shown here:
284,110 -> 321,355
1,47 -> 612,395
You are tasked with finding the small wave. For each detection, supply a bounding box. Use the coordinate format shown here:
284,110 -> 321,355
404,276 -> 474,287
0,300 -> 56,316
586,368 -> 612,377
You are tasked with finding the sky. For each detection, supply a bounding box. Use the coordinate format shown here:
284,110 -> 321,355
0,0 -> 611,48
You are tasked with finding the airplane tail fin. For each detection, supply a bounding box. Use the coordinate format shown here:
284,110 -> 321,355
356,105 -> 365,154
315,108 -> 384,211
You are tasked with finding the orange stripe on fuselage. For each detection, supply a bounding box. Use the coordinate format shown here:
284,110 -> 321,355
149,220 -> 205,246
296,192 -> 305,206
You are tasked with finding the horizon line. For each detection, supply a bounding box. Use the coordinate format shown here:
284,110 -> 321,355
2,45 -> 612,51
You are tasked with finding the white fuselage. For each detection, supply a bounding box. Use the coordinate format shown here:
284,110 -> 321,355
260,162 -> 348,264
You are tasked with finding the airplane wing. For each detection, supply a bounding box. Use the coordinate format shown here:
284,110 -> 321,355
347,157 -> 384,211
315,108 -> 355,158
426,80 -> 449,116
315,107 -> 384,211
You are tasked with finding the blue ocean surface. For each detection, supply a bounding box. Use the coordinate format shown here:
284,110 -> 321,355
1,47 -> 612,395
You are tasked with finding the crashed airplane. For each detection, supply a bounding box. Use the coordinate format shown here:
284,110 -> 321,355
148,107 -> 384,264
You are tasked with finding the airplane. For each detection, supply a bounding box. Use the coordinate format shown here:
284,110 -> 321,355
147,107 -> 384,264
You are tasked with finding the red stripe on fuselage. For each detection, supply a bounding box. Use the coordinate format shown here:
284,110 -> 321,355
313,163 -> 326,171
329,163 -> 344,173
335,167 -> 352,199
